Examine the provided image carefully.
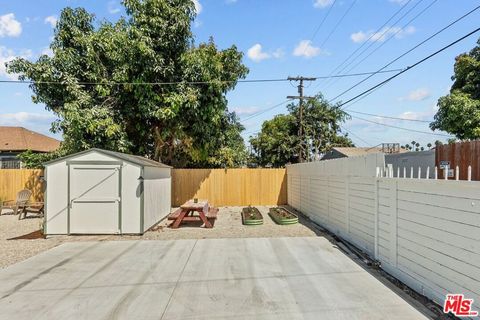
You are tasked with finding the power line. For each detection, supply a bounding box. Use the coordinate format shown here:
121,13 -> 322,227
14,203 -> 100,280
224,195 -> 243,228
239,100 -> 291,123
337,26 -> 480,108
319,0 -> 413,86
341,125 -> 373,146
330,4 -> 480,103
313,68 -> 404,79
0,78 -> 287,86
308,0 -> 338,45
234,69 -> 404,124
320,0 -> 435,94
243,130 -> 260,136
0,68 -> 406,86
318,0 -> 358,49
342,0 -> 439,76
330,0 -> 427,79
349,115 -> 452,137
347,110 -> 432,123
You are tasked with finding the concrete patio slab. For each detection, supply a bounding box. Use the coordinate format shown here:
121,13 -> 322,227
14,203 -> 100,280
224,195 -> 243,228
0,237 -> 430,319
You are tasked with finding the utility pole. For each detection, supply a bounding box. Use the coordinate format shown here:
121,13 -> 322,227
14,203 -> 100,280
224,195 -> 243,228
287,76 -> 316,163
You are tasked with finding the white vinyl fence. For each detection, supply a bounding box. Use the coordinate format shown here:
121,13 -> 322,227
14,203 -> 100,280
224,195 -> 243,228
287,154 -> 480,312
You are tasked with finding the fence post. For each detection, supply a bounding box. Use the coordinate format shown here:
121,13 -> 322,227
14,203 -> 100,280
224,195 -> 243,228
418,167 -> 421,179
426,166 -> 430,180
388,164 -> 393,178
435,166 -> 438,180
345,176 -> 350,238
410,167 -> 414,179
374,175 -> 379,260
388,179 -> 398,267
468,165 -> 472,181
455,166 -> 459,181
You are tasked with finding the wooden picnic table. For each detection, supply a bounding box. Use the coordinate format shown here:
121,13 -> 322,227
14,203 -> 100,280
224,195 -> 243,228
170,199 -> 213,229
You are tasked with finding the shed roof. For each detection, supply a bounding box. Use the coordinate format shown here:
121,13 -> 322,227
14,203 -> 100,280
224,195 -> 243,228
44,148 -> 172,168
0,126 -> 60,153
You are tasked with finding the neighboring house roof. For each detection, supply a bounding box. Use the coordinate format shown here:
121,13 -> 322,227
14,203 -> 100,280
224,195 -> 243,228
0,126 -> 61,153
44,148 -> 172,168
331,147 -> 383,157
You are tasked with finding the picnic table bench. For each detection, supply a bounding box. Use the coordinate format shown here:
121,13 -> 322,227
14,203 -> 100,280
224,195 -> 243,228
168,200 -> 218,229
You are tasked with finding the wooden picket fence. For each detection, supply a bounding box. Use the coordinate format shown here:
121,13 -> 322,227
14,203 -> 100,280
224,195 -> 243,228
172,168 -> 287,206
0,169 -> 44,202
0,168 -> 287,207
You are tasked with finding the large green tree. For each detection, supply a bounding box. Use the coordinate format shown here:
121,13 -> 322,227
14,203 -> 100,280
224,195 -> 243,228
8,0 -> 248,168
250,95 -> 353,167
430,38 -> 480,139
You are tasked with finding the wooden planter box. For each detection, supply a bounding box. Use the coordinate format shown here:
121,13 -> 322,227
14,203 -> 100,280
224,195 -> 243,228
242,207 -> 263,225
269,207 -> 298,225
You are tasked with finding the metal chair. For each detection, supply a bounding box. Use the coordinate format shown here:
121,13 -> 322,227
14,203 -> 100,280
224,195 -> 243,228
0,189 -> 32,216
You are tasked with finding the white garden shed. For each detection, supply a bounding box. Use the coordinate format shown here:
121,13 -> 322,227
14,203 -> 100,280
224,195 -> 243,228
44,148 -> 171,235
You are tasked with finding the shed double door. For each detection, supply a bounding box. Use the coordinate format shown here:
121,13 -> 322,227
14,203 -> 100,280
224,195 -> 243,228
69,165 -> 121,234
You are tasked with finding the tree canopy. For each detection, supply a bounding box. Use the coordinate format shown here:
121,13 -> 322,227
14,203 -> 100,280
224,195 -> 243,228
430,38 -> 480,139
8,0 -> 249,168
249,95 -> 353,167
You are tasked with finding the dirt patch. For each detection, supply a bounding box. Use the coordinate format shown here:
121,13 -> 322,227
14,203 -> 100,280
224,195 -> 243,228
0,206 -> 322,269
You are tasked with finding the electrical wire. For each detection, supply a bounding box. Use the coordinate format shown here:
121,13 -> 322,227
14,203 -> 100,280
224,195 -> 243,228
308,0 -> 338,45
349,115 -> 452,137
234,70 -> 404,124
340,125 -> 374,146
337,26 -> 480,108
0,68 -> 406,86
239,100 -> 292,123
318,0 -> 413,87
342,0 -> 439,75
347,110 -> 432,123
330,0 -> 427,79
318,0 -> 358,49
330,4 -> 480,103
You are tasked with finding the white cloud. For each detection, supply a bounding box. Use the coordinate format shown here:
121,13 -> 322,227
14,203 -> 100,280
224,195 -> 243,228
0,112 -> 55,126
193,0 -> 202,14
0,13 -> 22,37
108,1 -> 121,14
226,0 -> 237,3
272,48 -> 285,59
247,44 -> 271,62
44,15 -> 57,28
0,47 -> 32,80
0,47 -> 17,79
400,88 -> 431,102
350,26 -> 415,43
389,0 -> 409,4
293,40 -> 322,58
314,0 -> 334,8
230,107 -> 260,116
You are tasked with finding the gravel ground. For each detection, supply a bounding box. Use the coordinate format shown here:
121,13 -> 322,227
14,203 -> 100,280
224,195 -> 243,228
0,206 -> 322,269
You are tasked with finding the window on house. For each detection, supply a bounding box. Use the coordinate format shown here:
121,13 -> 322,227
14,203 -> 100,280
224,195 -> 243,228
0,157 -> 21,169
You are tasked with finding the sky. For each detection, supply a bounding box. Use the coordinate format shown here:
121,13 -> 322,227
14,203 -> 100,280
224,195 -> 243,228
0,0 -> 479,148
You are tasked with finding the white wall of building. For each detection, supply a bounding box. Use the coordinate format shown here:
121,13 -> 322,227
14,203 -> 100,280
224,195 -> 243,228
287,155 -> 480,311
143,166 -> 171,232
